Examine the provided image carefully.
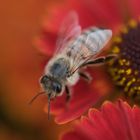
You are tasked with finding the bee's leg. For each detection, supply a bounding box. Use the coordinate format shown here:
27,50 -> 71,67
81,54 -> 116,67
79,71 -> 92,82
65,85 -> 71,102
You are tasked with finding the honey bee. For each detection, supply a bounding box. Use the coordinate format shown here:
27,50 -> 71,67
29,11 -> 114,119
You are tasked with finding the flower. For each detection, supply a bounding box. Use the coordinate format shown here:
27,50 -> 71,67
108,19 -> 140,104
61,99 -> 140,140
35,0 -> 140,124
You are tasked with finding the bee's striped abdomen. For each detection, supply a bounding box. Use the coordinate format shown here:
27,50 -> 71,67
81,27 -> 112,54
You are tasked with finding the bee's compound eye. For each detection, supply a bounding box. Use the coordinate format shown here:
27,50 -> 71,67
40,75 -> 49,84
52,82 -> 62,93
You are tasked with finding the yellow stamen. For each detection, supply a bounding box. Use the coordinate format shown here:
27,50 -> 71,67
114,75 -> 121,81
125,60 -> 130,66
113,37 -> 122,43
122,26 -> 128,34
112,46 -> 120,53
134,70 -> 139,75
126,69 -> 132,75
119,59 -> 126,66
129,19 -> 137,28
118,69 -> 125,74
118,77 -> 126,85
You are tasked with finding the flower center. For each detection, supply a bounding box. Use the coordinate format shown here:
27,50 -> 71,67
108,20 -> 140,102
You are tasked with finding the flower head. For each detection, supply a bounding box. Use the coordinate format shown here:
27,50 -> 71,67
61,99 -> 140,140
109,19 -> 140,103
35,0 -> 140,124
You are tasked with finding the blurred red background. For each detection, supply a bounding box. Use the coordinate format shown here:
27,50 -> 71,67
0,0 -> 69,140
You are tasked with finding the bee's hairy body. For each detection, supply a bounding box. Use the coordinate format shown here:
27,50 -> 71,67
45,55 -> 79,88
29,12 -> 113,120
43,27 -> 111,98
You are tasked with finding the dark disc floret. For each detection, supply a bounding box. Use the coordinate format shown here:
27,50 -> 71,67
108,19 -> 140,102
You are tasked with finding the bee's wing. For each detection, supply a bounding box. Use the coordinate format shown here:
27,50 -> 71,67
55,11 -> 81,55
67,28 -> 112,75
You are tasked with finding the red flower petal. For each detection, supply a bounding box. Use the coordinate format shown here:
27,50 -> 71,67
78,0 -> 123,28
61,100 -> 140,140
128,0 -> 140,19
61,130 -> 89,140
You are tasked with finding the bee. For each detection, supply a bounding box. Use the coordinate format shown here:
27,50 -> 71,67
29,11 -> 114,119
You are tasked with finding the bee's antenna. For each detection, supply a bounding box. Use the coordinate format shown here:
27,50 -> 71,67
48,93 -> 51,120
28,91 -> 45,105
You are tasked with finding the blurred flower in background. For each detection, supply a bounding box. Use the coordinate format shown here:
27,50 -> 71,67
0,0 -> 68,140
36,0 -> 140,125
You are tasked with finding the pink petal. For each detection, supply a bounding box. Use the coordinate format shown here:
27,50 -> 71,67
54,93 -> 100,124
128,0 -> 140,19
61,99 -> 140,140
61,130 -> 89,140
132,106 -> 140,139
78,0 -> 123,28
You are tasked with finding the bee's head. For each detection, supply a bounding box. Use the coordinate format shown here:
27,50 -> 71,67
40,75 -> 62,98
39,75 -> 62,119
29,75 -> 62,120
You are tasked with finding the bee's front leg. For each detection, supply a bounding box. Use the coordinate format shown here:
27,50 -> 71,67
79,71 -> 92,82
65,85 -> 71,102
